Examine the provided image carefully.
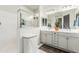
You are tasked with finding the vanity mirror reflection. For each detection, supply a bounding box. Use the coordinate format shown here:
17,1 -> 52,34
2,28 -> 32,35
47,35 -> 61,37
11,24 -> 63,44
48,8 -> 78,30
54,12 -> 63,30
73,13 -> 79,28
55,17 -> 62,29
41,17 -> 52,28
19,9 -> 39,28
42,18 -> 47,26
63,14 -> 70,29
20,11 -> 34,28
40,7 -> 79,30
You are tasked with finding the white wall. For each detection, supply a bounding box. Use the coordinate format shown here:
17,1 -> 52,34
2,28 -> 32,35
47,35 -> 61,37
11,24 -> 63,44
48,14 -> 55,28
39,6 -> 48,28
0,9 -> 17,52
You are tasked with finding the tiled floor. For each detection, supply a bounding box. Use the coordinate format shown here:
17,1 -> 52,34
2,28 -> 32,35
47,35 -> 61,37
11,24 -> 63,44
0,39 -> 18,53
0,39 -> 69,53
39,44 -> 69,53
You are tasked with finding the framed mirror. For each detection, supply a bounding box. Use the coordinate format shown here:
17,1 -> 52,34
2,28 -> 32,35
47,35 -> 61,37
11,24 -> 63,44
63,14 -> 70,29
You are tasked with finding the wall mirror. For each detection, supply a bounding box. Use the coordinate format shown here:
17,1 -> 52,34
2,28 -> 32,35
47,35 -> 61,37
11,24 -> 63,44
20,11 -> 34,28
19,9 -> 39,28
73,13 -> 79,28
63,14 -> 70,29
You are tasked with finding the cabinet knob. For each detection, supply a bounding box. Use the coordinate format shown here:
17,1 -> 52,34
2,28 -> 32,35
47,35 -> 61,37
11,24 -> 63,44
66,37 -> 69,40
0,22 -> 1,25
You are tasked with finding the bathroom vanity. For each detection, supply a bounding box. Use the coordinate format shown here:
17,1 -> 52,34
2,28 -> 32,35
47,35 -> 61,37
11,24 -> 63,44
40,29 -> 79,52
20,27 -> 40,53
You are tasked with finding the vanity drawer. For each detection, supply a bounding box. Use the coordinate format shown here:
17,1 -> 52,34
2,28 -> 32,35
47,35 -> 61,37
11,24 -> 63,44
67,33 -> 79,38
53,42 -> 58,46
58,32 -> 68,36
58,32 -> 79,37
53,32 -> 58,35
54,38 -> 58,41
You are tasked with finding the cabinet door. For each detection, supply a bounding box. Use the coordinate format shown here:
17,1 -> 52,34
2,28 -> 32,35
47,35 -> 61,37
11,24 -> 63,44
24,36 -> 38,53
46,32 -> 53,45
40,31 -> 48,44
68,37 -> 79,52
58,35 -> 68,49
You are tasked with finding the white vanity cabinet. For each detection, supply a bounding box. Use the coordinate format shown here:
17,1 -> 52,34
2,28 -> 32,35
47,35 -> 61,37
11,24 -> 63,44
23,35 -> 38,53
40,31 -> 47,44
47,32 -> 53,45
40,31 -> 59,46
40,30 -> 79,52
68,36 -> 79,52
40,31 -> 53,45
58,34 -> 68,49
58,33 -> 79,52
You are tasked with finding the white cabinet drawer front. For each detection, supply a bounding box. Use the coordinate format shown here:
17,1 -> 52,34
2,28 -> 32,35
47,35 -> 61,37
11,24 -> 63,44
58,32 -> 79,37
58,36 -> 68,49
47,38 -> 52,45
40,32 -> 48,44
40,31 -> 53,45
47,33 -> 53,45
53,42 -> 58,46
54,37 -> 58,40
53,40 -> 58,43
23,36 -> 38,53
58,32 -> 68,36
53,36 -> 58,42
67,33 -> 79,38
68,37 -> 79,52
53,40 -> 58,46
53,39 -> 58,43
48,32 -> 53,35
53,32 -> 58,35
53,42 -> 58,44
54,35 -> 58,38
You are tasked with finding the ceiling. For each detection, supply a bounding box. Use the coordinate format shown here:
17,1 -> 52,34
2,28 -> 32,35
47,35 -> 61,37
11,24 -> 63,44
25,5 -> 72,12
24,5 -> 39,12
0,5 -> 78,14
42,5 -> 72,11
25,5 -> 79,14
0,5 -> 38,14
0,5 -> 21,14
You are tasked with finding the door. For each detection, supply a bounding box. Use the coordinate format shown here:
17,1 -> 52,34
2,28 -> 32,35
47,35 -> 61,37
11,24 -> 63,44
40,31 -> 48,44
46,32 -> 53,45
68,37 -> 79,52
40,31 -> 53,45
24,36 -> 38,53
58,35 -> 68,49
